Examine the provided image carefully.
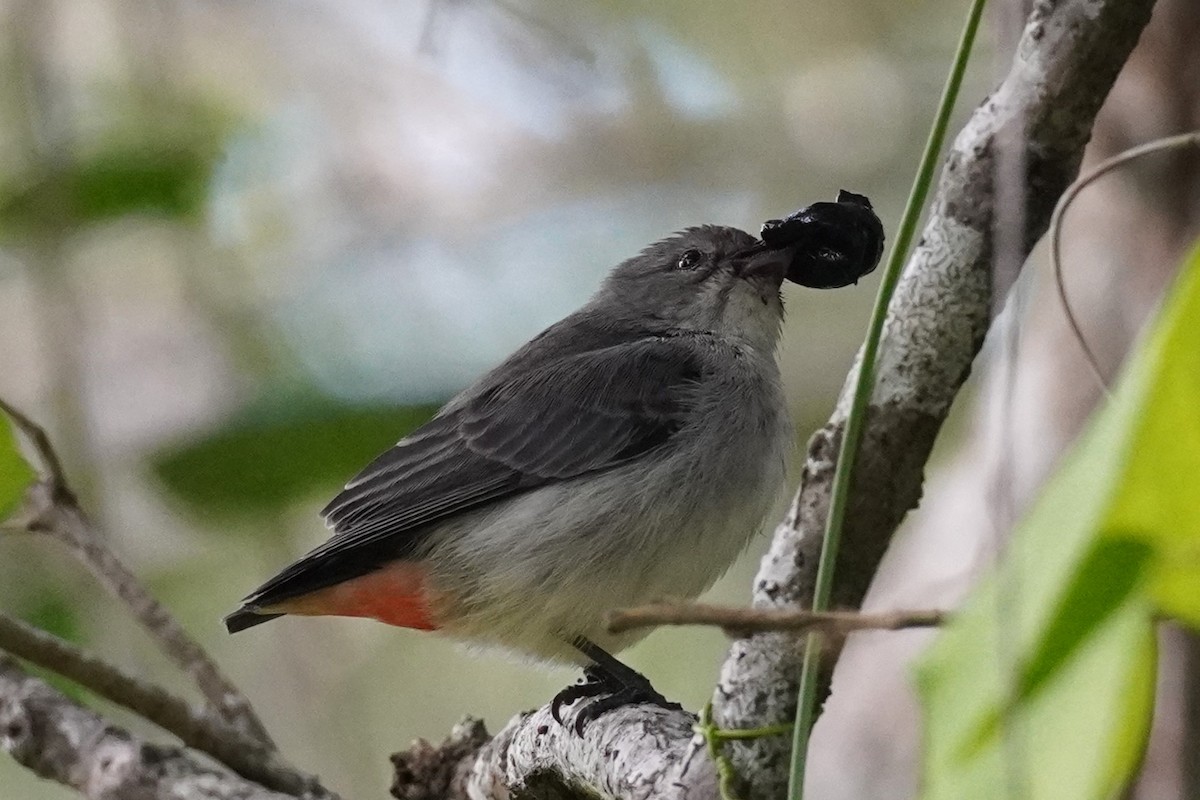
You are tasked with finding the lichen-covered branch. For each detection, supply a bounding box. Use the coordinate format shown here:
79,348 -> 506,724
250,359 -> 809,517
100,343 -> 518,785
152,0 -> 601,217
711,1 -> 1156,797
0,613 -> 322,797
0,654 -> 294,800
391,1 -> 1157,798
393,708 -> 718,800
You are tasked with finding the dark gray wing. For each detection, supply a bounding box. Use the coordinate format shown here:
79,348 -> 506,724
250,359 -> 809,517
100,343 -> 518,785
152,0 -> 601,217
239,335 -> 705,606
324,336 -> 704,539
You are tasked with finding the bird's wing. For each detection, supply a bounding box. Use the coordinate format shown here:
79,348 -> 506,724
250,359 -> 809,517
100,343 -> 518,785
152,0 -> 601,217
323,335 -> 704,544
240,335 -> 705,605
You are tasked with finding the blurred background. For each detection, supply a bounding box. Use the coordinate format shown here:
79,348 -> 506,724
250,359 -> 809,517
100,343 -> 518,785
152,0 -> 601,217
0,1 -> 1196,798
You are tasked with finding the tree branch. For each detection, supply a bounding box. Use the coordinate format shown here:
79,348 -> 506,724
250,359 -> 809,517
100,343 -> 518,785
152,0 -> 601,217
711,1 -> 1157,797
395,708 -> 720,800
0,613 -> 325,797
0,654 -> 295,800
391,1 -> 1158,797
469,706 -> 717,800
0,399 -> 344,796
0,397 -> 272,746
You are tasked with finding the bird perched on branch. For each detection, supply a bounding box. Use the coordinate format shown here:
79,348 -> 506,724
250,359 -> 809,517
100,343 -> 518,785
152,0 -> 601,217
226,194 -> 883,731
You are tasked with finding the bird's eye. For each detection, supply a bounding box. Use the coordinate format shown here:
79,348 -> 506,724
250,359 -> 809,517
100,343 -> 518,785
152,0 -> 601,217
676,249 -> 703,270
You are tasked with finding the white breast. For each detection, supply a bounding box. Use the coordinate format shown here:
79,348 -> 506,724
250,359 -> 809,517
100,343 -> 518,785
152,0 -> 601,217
426,348 -> 792,665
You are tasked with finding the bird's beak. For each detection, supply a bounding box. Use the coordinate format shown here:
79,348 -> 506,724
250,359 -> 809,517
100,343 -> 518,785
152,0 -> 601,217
735,244 -> 790,287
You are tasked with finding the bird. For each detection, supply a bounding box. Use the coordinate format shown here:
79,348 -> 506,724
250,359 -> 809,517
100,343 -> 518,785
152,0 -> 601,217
225,223 -> 804,730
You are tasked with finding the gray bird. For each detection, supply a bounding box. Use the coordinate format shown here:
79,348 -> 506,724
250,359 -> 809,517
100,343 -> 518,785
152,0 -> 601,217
225,224 -> 797,727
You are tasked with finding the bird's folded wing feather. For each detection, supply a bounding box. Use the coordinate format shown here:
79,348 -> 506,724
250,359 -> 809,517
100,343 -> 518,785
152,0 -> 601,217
321,336 -> 705,550
240,335 -> 709,606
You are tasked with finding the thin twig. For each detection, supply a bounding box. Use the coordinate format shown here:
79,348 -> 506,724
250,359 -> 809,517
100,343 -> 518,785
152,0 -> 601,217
1049,130 -> 1200,395
0,396 -> 68,499
0,612 -> 331,797
606,602 -> 946,637
0,397 -> 274,746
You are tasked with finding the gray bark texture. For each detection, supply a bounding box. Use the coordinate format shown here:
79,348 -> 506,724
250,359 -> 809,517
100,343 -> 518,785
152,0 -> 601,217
392,709 -> 718,800
389,0 -> 1158,798
712,0 -> 1155,796
474,707 -> 715,800
0,655 -> 294,800
809,2 -> 1200,796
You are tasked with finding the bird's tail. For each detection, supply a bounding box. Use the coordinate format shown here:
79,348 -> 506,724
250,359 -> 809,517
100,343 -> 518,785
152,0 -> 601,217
224,607 -> 284,633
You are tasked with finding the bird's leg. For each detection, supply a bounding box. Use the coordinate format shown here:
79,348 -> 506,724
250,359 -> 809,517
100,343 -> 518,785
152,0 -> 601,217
550,637 -> 683,734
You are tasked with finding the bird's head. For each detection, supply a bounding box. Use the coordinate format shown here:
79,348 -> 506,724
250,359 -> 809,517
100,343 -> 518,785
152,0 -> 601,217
595,225 -> 796,353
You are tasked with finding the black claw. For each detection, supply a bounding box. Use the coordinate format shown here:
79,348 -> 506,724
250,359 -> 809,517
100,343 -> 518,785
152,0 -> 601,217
551,657 -> 682,735
550,693 -> 568,725
570,684 -> 683,735
551,671 -> 606,724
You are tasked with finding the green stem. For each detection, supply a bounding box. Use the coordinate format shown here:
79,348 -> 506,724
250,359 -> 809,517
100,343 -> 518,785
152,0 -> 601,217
785,0 -> 989,797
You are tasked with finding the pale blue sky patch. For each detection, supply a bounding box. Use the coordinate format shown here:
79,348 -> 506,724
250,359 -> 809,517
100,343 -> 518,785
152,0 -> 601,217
277,187 -> 757,405
634,20 -> 738,120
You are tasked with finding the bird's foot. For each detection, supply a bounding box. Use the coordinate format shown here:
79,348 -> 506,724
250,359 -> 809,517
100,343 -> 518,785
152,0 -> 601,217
550,665 -> 682,735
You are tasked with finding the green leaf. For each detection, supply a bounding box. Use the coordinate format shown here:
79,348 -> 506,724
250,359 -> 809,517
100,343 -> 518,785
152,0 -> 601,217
20,590 -> 89,705
22,590 -> 84,647
0,145 -> 214,236
0,415 -> 35,519
917,240 -> 1200,800
71,144 -> 213,221
0,103 -> 228,237
150,393 -> 439,523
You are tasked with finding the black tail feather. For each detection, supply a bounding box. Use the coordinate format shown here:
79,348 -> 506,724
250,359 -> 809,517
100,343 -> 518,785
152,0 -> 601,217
224,608 -> 284,634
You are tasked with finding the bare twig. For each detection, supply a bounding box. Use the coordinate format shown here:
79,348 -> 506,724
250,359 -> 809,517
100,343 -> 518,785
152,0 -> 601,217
0,397 -> 69,501
605,602 -> 946,637
0,397 -> 274,746
0,613 -> 331,797
0,654 -> 299,800
1049,130 -> 1200,394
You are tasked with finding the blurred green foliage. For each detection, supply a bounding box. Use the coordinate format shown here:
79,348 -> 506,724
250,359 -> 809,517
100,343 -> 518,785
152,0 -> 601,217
21,590 -> 89,704
1,417 -> 85,702
151,392 -> 439,521
0,147 -> 206,234
0,104 -> 227,238
0,417 -> 34,519
22,587 -> 83,643
918,241 -> 1200,800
